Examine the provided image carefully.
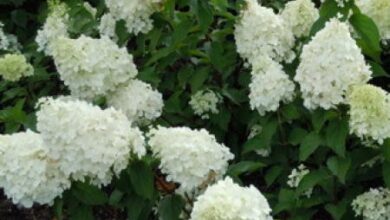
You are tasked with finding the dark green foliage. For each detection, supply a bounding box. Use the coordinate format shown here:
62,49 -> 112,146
0,0 -> 389,219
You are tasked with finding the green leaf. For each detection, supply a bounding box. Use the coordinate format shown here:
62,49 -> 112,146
281,103 -> 301,121
190,67 -> 210,92
1,87 -> 27,103
68,4 -> 96,35
109,190 -> 124,206
116,20 -> 131,46
164,91 -> 183,113
382,139 -> 390,161
163,0 -> 175,17
383,161 -> 390,188
208,42 -> 237,74
299,132 -> 322,161
274,189 -> 296,213
177,66 -> 194,88
243,120 -> 278,154
145,47 -> 175,66
171,15 -> 192,47
326,156 -> 351,184
325,201 -> 348,220
265,166 -> 283,186
72,182 -> 108,205
309,0 -> 339,36
138,67 -> 161,87
369,61 -> 389,78
158,195 -> 185,220
210,0 -> 228,11
349,13 -> 381,61
325,119 -> 348,157
210,108 -> 231,131
311,109 -> 337,132
288,127 -> 308,146
53,198 -> 64,220
297,168 -> 329,195
227,161 -> 265,177
126,195 -> 147,220
221,88 -> 247,105
192,0 -> 213,32
128,161 -> 155,200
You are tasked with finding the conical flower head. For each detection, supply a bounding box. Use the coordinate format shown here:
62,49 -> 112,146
295,19 -> 372,110
347,84 -> 390,144
235,0 -> 295,65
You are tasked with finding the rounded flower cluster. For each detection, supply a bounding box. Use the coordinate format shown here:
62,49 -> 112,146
0,54 -> 33,81
0,22 -> 19,52
0,131 -> 70,208
36,97 -> 145,186
51,35 -> 137,100
189,90 -> 221,119
352,188 -> 390,220
147,126 -> 234,193
190,177 -> 273,220
35,0 -> 69,56
104,0 -> 163,35
99,13 -> 118,41
355,0 -> 390,39
0,22 -> 7,50
347,84 -> 390,144
107,79 -> 164,125
287,164 -> 312,198
234,0 -> 295,65
249,60 -> 295,116
280,0 -> 319,38
295,19 -> 372,110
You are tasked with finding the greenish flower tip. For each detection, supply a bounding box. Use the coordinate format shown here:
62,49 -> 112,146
0,54 -> 34,82
48,0 -> 68,17
348,84 -> 389,118
347,84 -> 390,144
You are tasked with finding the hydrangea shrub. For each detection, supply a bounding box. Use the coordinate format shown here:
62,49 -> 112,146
0,0 -> 389,219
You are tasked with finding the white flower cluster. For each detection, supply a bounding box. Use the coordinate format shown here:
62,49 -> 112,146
295,19 -> 372,110
0,22 -> 19,52
147,126 -> 234,193
104,0 -> 163,35
51,35 -> 137,100
36,97 -> 145,186
347,84 -> 390,144
0,54 -> 34,81
234,0 -> 295,65
280,0 -> 319,38
0,131 -> 70,208
355,0 -> 390,39
35,0 -> 69,56
190,177 -> 273,220
352,187 -> 390,220
249,60 -> 295,116
235,0 -> 296,116
99,13 -> 118,41
189,90 -> 221,119
287,164 -> 312,197
107,79 -> 164,125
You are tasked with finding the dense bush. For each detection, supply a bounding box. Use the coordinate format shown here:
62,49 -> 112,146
0,0 -> 389,219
